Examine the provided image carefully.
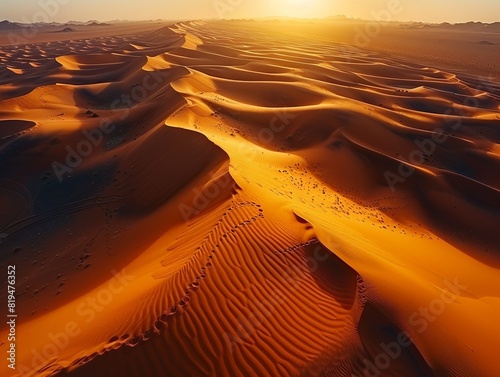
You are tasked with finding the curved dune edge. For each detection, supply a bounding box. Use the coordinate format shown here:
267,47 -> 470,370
0,20 -> 499,377
0,119 -> 37,140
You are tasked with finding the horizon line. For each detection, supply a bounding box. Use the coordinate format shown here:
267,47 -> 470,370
1,17 -> 499,26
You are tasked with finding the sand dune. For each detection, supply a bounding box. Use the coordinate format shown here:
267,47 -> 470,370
0,19 -> 499,377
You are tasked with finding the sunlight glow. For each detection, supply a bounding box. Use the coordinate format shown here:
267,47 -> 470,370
0,0 -> 498,23
277,0 -> 325,18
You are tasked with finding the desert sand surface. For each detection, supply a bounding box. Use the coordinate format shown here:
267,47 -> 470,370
0,19 -> 499,377
0,21 -> 172,46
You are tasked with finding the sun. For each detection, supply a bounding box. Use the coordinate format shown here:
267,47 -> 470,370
274,0 -> 327,18
287,0 -> 310,5
280,0 -> 319,15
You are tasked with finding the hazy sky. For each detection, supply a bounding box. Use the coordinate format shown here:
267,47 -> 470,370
2,0 -> 500,23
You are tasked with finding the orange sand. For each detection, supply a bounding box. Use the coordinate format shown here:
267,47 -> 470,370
0,19 -> 499,377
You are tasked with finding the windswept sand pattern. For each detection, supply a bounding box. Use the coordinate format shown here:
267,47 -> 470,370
48,196 -> 387,377
0,20 -> 499,377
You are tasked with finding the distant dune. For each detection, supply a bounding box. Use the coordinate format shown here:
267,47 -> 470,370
87,21 -> 112,27
421,21 -> 500,32
52,27 -> 77,33
0,20 -> 23,30
0,18 -> 499,377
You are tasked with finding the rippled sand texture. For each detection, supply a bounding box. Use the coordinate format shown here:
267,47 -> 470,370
1,20 -> 499,377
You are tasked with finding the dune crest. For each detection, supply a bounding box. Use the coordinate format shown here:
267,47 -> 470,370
0,19 -> 499,377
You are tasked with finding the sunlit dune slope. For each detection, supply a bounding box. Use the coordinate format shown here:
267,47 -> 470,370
0,20 -> 499,377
